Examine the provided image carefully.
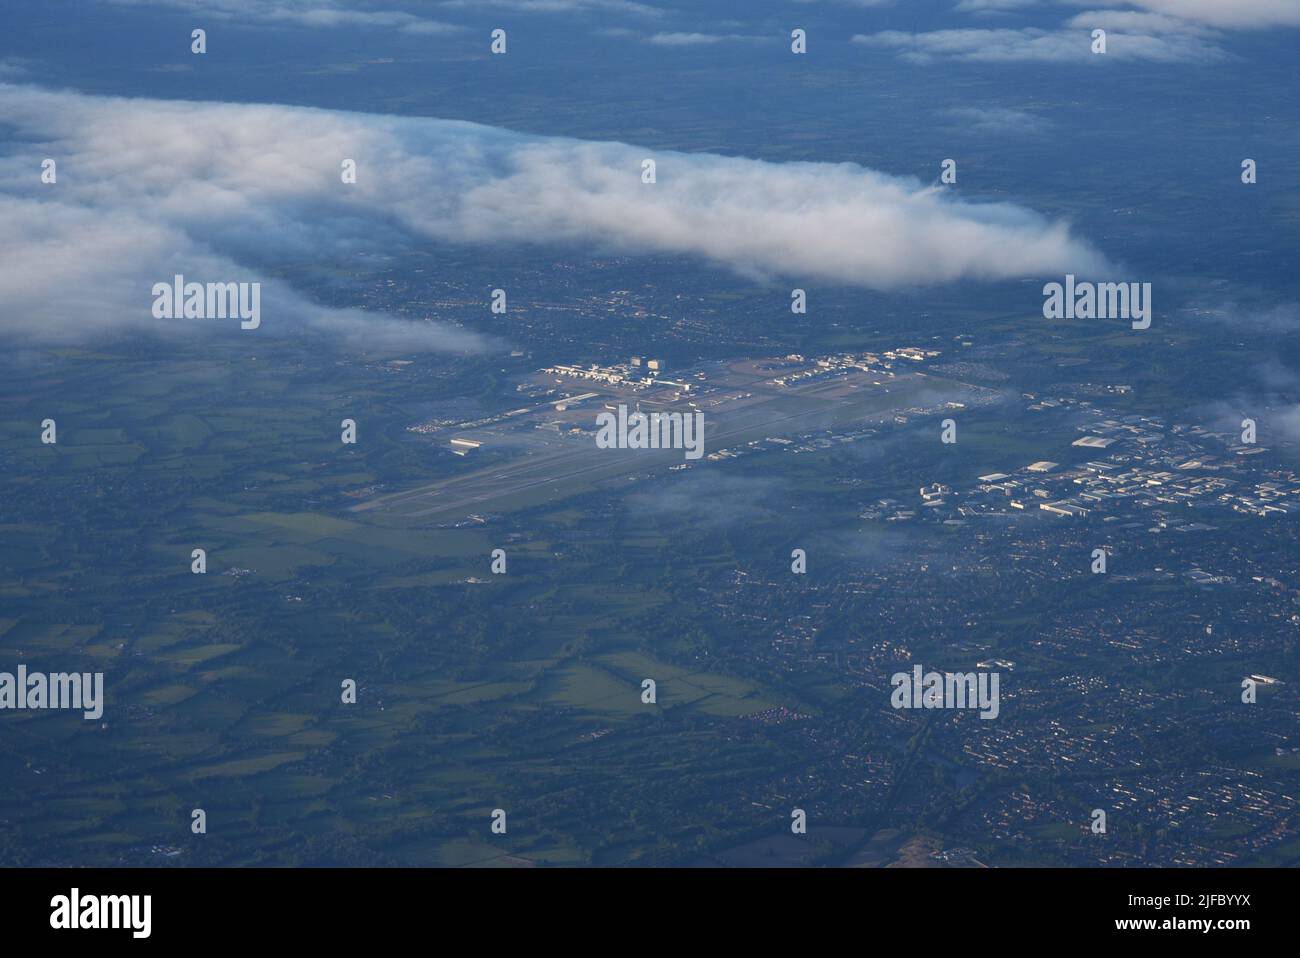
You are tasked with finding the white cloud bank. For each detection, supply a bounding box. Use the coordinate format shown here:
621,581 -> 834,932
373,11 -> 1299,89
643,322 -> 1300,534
958,1 -> 1300,29
941,105 -> 1052,134
1067,1 -> 1300,29
0,84 -> 1105,346
438,0 -> 662,16
857,15 -> 1225,63
106,0 -> 461,35
886,0 -> 1300,63
106,0 -> 667,30
645,32 -> 770,46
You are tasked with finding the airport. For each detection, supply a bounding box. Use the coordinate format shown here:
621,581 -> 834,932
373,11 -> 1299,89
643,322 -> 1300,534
353,347 -> 996,524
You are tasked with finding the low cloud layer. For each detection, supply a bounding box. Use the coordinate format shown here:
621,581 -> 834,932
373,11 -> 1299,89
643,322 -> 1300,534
960,1 -> 1300,29
645,32 -> 770,46
107,0 -> 462,34
1130,1 -> 1300,28
1066,2 -> 1300,29
0,84 -> 1105,346
98,0 -> 1300,39
941,105 -> 1052,134
874,0 -> 1300,63
106,0 -> 666,30
857,16 -> 1225,63
440,0 -> 662,15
